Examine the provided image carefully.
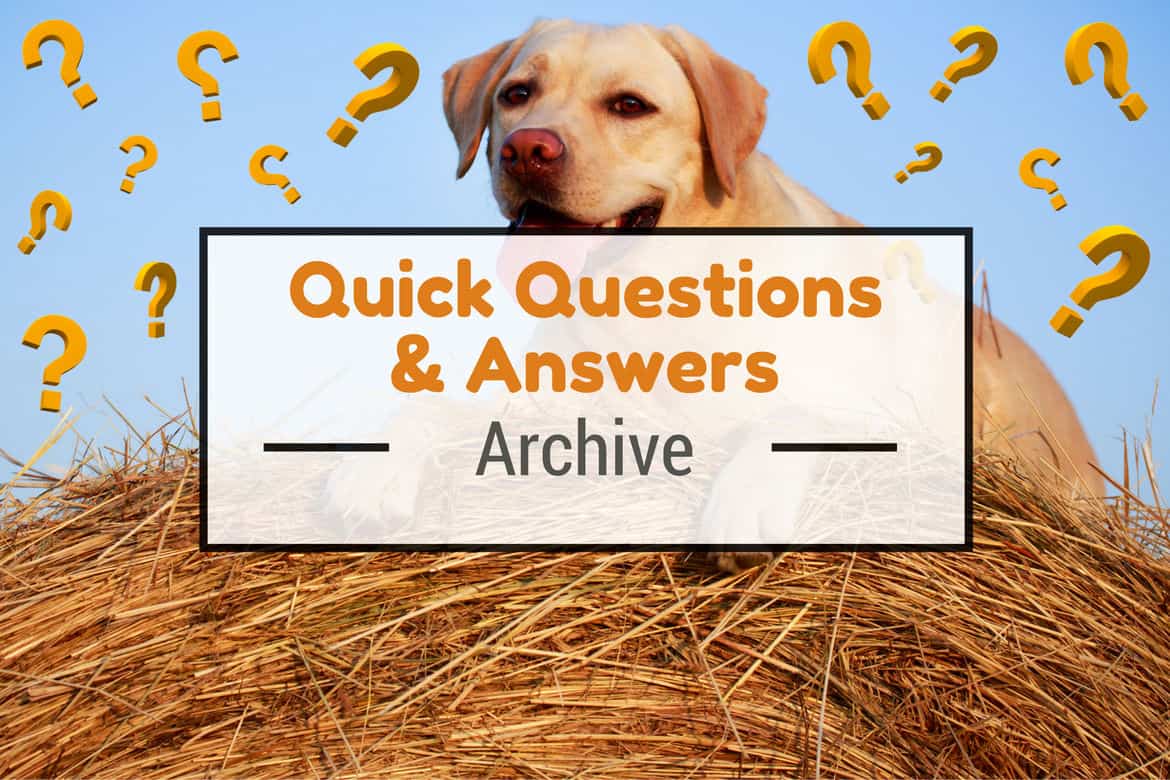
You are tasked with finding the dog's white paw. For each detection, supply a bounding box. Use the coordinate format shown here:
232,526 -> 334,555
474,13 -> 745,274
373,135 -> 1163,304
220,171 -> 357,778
320,414 -> 436,539
322,451 -> 423,534
699,436 -> 816,549
707,551 -> 776,574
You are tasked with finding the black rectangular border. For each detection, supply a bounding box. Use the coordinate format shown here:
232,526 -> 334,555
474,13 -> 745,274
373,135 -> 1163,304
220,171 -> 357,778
199,226 -> 974,553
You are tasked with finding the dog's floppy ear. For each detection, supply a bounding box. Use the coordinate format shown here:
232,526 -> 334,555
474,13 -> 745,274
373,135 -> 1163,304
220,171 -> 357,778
659,26 -> 768,198
442,33 -> 534,179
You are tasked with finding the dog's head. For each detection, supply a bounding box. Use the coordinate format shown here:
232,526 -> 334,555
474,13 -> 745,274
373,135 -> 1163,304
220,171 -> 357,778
442,20 -> 768,229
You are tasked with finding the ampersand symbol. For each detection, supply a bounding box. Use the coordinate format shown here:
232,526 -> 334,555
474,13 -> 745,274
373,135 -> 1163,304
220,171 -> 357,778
391,334 -> 444,392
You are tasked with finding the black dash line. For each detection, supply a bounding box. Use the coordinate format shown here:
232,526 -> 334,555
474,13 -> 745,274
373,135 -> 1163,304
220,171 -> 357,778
771,442 -> 898,453
263,442 -> 389,453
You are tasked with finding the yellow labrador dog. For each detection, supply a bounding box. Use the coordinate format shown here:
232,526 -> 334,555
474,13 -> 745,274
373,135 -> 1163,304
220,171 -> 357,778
437,20 -> 1102,572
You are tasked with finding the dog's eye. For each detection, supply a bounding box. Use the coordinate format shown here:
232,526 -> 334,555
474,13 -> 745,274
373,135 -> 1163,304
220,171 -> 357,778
611,94 -> 653,116
499,84 -> 531,106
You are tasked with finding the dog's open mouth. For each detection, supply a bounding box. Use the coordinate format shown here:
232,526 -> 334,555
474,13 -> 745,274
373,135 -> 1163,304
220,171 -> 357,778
509,200 -> 662,230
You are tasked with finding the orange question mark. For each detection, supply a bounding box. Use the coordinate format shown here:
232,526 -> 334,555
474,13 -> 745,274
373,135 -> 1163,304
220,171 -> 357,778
930,26 -> 998,102
894,142 -> 943,183
327,42 -> 420,146
134,262 -> 178,338
884,240 -> 935,303
177,30 -> 239,122
17,191 -> 72,255
248,145 -> 301,204
22,20 -> 97,109
119,135 -> 159,194
1064,22 -> 1146,121
808,21 -> 890,119
21,315 -> 87,413
1051,226 -> 1149,337
1019,148 -> 1067,211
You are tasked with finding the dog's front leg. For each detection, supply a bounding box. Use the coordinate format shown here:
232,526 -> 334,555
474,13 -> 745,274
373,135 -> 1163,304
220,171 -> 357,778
320,407 -> 449,540
700,430 -> 818,573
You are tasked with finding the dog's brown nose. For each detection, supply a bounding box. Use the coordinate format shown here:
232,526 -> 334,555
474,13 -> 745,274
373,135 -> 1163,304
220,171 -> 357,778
500,128 -> 565,181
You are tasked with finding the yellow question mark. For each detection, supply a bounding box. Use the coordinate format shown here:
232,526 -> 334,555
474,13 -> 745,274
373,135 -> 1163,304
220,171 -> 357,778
21,314 -> 87,413
17,190 -> 72,255
134,261 -> 178,338
1051,226 -> 1149,337
248,145 -> 301,204
177,31 -> 239,122
21,20 -> 97,109
1065,22 -> 1146,121
327,42 -> 420,147
894,142 -> 943,183
808,21 -> 890,119
930,25 -> 998,102
884,240 -> 935,303
119,135 -> 159,194
1019,148 -> 1067,211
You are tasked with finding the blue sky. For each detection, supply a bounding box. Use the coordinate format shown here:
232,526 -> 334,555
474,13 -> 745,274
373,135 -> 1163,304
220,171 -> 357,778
1,0 -> 1166,492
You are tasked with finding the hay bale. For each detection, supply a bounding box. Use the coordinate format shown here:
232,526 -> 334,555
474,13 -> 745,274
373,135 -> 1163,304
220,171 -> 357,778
1,421 -> 1168,778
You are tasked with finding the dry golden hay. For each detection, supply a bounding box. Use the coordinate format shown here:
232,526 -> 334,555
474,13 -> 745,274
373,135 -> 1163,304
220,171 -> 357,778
1,411 -> 1168,779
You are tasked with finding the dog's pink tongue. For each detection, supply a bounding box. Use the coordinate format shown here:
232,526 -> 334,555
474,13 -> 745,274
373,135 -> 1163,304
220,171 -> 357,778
496,205 -> 607,298
512,203 -> 590,229
497,233 -> 605,300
